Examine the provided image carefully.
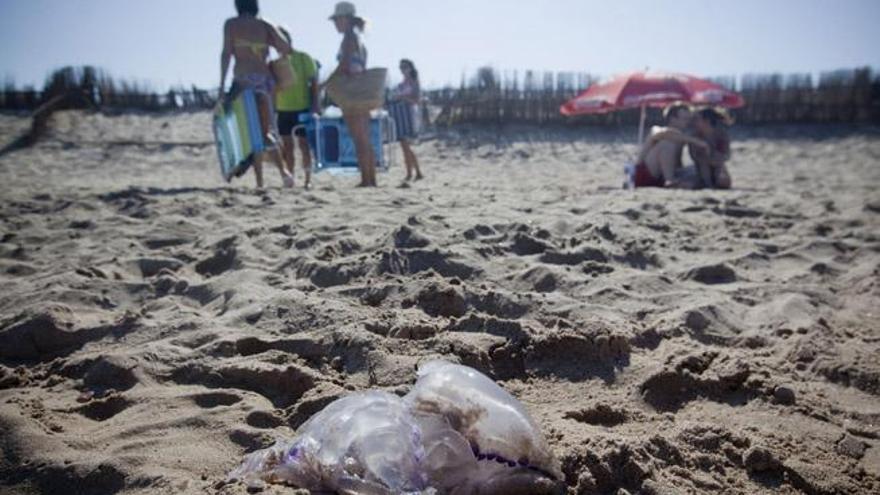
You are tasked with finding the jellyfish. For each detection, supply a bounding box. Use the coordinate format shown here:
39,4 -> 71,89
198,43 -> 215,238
230,391 -> 429,494
406,361 -> 563,494
229,361 -> 563,494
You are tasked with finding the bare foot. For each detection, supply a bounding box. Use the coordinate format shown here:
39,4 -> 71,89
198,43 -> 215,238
283,174 -> 295,188
415,173 -> 424,181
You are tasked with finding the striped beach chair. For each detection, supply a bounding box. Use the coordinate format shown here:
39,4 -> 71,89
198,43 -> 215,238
212,88 -> 267,182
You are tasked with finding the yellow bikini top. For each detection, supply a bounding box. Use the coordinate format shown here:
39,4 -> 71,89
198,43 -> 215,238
234,38 -> 268,57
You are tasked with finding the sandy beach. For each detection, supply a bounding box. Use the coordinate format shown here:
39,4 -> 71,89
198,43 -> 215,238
1,110 -> 879,494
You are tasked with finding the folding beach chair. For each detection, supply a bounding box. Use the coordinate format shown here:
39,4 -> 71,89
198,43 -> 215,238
301,113 -> 395,175
212,88 -> 267,182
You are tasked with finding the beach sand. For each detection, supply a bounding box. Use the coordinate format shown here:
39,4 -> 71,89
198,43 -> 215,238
1,110 -> 879,494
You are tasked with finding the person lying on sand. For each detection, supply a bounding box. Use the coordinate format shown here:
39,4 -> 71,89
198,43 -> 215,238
633,102 -> 709,189
689,106 -> 733,189
220,0 -> 295,189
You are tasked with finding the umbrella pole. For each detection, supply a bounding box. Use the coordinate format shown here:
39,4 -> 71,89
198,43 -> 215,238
637,104 -> 647,145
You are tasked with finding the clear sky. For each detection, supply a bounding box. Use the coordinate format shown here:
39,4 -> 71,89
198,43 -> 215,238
1,0 -> 879,91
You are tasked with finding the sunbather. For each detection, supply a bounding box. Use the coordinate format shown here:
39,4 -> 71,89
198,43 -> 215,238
220,0 -> 295,189
689,107 -> 733,189
634,102 -> 710,188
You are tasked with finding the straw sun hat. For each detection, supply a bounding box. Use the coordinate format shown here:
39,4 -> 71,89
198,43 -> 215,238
329,2 -> 358,20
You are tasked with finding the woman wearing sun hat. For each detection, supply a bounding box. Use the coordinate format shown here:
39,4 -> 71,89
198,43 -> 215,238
327,2 -> 377,187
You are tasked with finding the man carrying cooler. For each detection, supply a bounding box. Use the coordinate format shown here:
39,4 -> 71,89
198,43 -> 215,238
276,27 -> 320,189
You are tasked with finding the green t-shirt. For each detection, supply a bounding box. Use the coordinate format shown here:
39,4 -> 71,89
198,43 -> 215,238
275,51 -> 318,112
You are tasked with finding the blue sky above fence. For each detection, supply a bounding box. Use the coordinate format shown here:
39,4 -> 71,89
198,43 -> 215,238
1,0 -> 879,91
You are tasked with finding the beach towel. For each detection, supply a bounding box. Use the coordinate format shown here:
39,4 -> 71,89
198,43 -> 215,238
386,100 -> 419,140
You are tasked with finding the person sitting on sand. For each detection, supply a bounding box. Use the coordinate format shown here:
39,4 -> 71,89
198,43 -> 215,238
220,0 -> 295,189
391,59 -> 424,182
275,27 -> 320,190
689,106 -> 733,189
633,102 -> 709,189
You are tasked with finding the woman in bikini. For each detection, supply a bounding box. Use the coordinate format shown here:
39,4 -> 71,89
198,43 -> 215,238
633,103 -> 710,189
328,2 -> 377,187
689,107 -> 734,189
220,0 -> 295,189
391,59 -> 424,182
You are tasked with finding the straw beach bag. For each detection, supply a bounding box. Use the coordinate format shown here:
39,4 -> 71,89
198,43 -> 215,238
270,56 -> 297,90
326,68 -> 388,112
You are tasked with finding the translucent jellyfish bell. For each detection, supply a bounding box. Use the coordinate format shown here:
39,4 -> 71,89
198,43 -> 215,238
229,362 -> 563,494
405,360 -> 563,484
230,391 -> 429,493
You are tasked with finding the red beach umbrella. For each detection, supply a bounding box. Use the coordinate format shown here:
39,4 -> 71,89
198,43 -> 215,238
560,71 -> 745,142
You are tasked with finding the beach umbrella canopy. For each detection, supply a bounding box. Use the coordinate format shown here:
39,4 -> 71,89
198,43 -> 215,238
560,71 -> 745,116
560,71 -> 745,144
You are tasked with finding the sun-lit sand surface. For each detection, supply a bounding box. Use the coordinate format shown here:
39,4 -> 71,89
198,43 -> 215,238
1,111 -> 879,494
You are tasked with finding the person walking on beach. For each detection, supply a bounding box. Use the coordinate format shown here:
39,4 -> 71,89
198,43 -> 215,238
633,102 -> 709,188
275,27 -> 319,190
390,59 -> 424,182
690,107 -> 733,189
327,2 -> 377,187
220,0 -> 295,189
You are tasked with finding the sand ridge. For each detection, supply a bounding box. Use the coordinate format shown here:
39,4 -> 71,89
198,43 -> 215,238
0,111 -> 879,494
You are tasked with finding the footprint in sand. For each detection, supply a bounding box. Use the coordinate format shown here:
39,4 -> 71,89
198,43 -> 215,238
191,391 -> 243,409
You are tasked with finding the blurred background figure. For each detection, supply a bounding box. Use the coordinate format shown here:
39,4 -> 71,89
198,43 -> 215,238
391,58 -> 424,182
327,2 -> 377,187
275,27 -> 320,189
690,107 -> 734,189
220,0 -> 295,188
633,103 -> 709,188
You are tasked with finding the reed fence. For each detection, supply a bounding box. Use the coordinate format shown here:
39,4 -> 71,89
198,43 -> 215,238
2,66 -> 878,128
0,66 -> 215,113
427,66 -> 880,127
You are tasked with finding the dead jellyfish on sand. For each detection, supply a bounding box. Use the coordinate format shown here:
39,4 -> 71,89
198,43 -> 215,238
406,360 -> 563,494
229,391 -> 428,492
229,360 -> 563,494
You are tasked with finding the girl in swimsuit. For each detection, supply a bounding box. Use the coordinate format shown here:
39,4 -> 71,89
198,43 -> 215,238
220,0 -> 295,189
634,103 -> 710,189
327,2 -> 377,187
690,107 -> 733,189
392,59 -> 424,182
